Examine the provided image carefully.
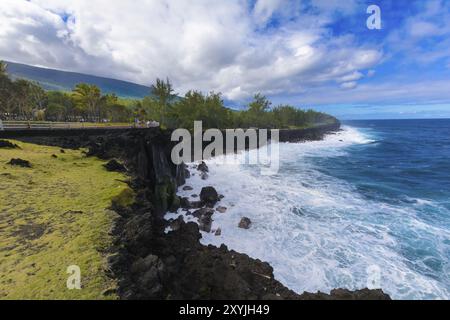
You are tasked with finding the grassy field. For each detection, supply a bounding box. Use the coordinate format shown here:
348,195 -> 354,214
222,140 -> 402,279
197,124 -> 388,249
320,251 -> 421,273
0,140 -> 132,299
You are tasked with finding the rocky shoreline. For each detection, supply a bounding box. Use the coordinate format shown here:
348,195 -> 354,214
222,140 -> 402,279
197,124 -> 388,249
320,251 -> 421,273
4,124 -> 390,300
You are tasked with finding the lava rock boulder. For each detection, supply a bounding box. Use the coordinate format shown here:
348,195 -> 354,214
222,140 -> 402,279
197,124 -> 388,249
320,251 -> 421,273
197,161 -> 209,173
238,217 -> 252,229
7,158 -> 31,168
103,159 -> 127,172
200,186 -> 219,206
0,140 -> 19,149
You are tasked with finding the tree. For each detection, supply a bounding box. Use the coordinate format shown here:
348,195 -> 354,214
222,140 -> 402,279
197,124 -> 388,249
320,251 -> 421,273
28,82 -> 47,111
47,91 -> 76,121
13,79 -> 34,120
169,90 -> 203,129
0,61 -> 12,118
107,103 -> 131,122
168,90 -> 231,130
104,93 -> 118,105
72,83 -> 102,122
150,78 -> 174,127
246,93 -> 272,128
46,103 -> 66,121
199,92 -> 230,129
132,101 -> 147,122
0,82 -> 14,119
0,61 -> 7,78
272,105 -> 300,128
248,93 -> 271,113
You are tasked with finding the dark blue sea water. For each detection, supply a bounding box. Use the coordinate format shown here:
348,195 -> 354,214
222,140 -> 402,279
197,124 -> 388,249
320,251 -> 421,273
341,119 -> 450,209
172,119 -> 450,299
328,119 -> 450,297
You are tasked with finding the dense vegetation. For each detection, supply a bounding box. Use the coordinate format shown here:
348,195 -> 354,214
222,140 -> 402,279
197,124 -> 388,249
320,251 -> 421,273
0,61 -> 337,129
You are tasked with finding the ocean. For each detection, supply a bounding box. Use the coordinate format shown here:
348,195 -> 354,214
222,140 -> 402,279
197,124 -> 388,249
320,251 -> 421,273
167,119 -> 450,300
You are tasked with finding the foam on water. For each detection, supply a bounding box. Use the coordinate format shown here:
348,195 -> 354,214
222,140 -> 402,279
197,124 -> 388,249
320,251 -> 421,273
166,126 -> 450,300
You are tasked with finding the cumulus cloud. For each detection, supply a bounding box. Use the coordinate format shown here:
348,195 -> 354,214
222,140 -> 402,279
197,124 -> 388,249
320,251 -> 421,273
0,0 -> 382,102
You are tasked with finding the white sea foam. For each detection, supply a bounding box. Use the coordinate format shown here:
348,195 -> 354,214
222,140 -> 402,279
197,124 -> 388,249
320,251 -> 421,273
166,126 -> 450,300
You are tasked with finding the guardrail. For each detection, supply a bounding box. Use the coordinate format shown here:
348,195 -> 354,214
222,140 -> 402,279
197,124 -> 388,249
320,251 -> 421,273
0,121 -> 152,131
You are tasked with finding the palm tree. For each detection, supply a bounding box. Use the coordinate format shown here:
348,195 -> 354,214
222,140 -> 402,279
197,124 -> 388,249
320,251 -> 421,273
72,83 -> 102,122
150,78 -> 174,127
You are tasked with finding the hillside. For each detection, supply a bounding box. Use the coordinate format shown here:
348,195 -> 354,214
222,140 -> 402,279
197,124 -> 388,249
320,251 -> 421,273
5,61 -> 150,99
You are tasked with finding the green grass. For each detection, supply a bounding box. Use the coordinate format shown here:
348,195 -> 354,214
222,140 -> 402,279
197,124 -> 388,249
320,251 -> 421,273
0,140 -> 131,299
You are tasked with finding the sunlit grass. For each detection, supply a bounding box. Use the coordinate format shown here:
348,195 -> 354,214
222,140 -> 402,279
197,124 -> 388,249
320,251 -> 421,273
0,140 -> 130,299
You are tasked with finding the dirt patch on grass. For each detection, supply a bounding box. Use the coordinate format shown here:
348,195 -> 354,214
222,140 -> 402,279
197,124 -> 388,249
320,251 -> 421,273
12,223 -> 47,241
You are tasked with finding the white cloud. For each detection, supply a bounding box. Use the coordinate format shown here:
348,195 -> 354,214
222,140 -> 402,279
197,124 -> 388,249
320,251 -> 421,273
276,79 -> 450,106
0,0 -> 381,102
340,81 -> 357,90
253,0 -> 284,25
409,21 -> 441,38
338,71 -> 363,83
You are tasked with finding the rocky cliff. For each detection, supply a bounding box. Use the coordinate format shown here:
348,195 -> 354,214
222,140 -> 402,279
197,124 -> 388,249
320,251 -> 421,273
7,125 -> 390,300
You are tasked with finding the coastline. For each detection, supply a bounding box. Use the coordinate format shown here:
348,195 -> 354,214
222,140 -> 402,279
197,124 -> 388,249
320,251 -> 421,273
3,124 -> 390,299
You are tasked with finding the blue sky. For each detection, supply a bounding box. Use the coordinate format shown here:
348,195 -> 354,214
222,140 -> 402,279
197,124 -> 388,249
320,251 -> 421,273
260,0 -> 450,119
1,0 -> 450,119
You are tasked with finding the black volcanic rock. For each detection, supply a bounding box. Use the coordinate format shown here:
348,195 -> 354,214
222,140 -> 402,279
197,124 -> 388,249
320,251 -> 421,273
197,161 -> 209,173
192,207 -> 215,218
175,162 -> 190,187
200,172 -> 208,180
299,288 -> 391,300
180,197 -> 191,209
104,159 -> 127,172
7,158 -> 31,168
198,213 -> 213,233
200,186 -> 219,206
192,208 -> 215,233
238,217 -> 252,229
0,140 -> 19,149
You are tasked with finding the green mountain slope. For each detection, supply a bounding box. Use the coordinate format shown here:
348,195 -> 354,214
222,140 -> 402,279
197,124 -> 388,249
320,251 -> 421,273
5,61 -> 151,99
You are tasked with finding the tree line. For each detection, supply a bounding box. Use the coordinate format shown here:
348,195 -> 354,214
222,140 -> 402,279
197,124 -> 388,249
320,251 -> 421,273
0,61 -> 337,129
